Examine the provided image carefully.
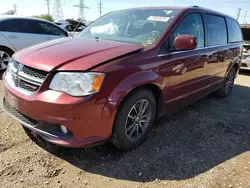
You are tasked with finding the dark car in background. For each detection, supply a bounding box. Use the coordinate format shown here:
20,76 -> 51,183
240,24 -> 250,70
2,6 -> 242,151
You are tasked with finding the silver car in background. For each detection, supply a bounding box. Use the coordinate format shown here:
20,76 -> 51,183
240,24 -> 250,70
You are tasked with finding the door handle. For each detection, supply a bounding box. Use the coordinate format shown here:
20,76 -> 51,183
47,38 -> 52,40
8,35 -> 18,39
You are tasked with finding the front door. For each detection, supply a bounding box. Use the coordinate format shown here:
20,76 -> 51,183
160,13 -> 210,108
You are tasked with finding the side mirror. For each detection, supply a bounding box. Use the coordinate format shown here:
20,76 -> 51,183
174,35 -> 197,50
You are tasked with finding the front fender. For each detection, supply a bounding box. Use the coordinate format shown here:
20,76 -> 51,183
97,70 -> 166,137
108,71 -> 165,104
0,33 -> 16,52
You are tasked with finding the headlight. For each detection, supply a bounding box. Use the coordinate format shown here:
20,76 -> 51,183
49,72 -> 105,96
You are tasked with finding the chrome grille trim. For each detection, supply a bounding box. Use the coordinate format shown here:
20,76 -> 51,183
19,71 -> 44,84
6,61 -> 48,96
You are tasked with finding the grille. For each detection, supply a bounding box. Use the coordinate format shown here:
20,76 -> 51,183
22,65 -> 48,80
7,61 -> 48,95
19,80 -> 38,92
3,99 -> 38,126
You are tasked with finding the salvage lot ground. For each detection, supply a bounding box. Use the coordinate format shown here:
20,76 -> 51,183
1,72 -> 250,188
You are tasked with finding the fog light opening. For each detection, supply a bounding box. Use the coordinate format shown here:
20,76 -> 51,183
60,125 -> 68,134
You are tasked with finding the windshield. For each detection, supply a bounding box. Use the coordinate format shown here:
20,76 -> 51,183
78,9 -> 180,47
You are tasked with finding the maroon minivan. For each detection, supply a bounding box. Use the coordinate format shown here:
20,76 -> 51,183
2,6 -> 242,151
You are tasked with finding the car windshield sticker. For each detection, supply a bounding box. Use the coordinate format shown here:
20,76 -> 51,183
142,37 -> 156,47
147,16 -> 170,22
164,10 -> 173,14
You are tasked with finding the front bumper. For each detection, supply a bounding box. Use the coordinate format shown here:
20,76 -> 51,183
2,75 -> 115,148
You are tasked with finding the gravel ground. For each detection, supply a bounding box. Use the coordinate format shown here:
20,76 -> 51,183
1,72 -> 250,188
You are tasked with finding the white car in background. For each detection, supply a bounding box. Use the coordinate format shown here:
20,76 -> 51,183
240,24 -> 250,70
0,16 -> 68,70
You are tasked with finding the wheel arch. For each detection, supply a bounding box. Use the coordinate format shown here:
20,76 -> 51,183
0,33 -> 16,52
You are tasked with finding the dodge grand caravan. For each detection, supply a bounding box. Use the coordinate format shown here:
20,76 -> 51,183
2,6 -> 243,151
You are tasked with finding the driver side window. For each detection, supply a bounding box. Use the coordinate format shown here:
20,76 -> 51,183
170,13 -> 205,50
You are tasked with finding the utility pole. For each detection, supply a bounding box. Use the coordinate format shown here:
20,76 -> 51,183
45,0 -> 51,15
74,0 -> 89,22
237,8 -> 242,21
98,0 -> 103,17
244,10 -> 248,24
13,4 -> 17,15
53,0 -> 64,20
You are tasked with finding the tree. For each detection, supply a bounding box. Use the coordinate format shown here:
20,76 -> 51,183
33,14 -> 54,22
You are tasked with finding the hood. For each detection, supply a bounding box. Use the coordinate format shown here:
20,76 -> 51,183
14,37 -> 143,72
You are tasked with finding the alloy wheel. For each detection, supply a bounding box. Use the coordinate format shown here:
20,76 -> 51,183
0,50 -> 11,70
125,99 -> 152,141
225,69 -> 236,94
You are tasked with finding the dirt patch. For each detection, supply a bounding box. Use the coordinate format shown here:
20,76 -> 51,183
1,72 -> 250,188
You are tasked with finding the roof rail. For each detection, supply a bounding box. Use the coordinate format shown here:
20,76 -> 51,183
191,6 -> 199,8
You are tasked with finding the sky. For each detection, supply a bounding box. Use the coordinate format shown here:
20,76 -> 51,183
0,0 -> 250,23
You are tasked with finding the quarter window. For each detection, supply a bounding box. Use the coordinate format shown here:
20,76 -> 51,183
39,22 -> 67,36
226,18 -> 242,43
206,15 -> 227,46
170,13 -> 205,49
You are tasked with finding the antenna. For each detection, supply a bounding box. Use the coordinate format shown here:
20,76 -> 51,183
74,0 -> 89,22
45,0 -> 51,15
98,0 -> 103,17
53,0 -> 64,20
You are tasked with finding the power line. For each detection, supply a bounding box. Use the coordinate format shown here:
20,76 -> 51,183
98,0 -> 103,17
74,0 -> 89,22
45,0 -> 51,15
53,0 -> 64,20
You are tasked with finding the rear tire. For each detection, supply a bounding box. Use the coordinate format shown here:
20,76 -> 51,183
0,47 -> 14,71
112,89 -> 157,151
215,67 -> 237,98
23,126 -> 66,154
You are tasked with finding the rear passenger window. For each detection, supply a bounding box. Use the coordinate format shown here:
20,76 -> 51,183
170,13 -> 205,49
0,20 -> 24,32
39,22 -> 67,36
206,15 -> 227,46
226,18 -> 242,43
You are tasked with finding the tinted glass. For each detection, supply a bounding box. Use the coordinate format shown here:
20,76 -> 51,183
22,20 -> 44,34
79,9 -> 180,47
242,28 -> 250,41
0,19 -> 44,34
0,20 -> 25,32
227,18 -> 242,43
170,13 -> 205,49
39,22 -> 67,36
206,15 -> 227,46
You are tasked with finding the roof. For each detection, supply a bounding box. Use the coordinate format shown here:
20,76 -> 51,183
0,15 -> 53,23
115,6 -> 236,21
0,15 -> 68,32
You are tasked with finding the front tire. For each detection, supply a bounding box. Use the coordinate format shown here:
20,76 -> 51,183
112,89 -> 157,151
0,47 -> 14,71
